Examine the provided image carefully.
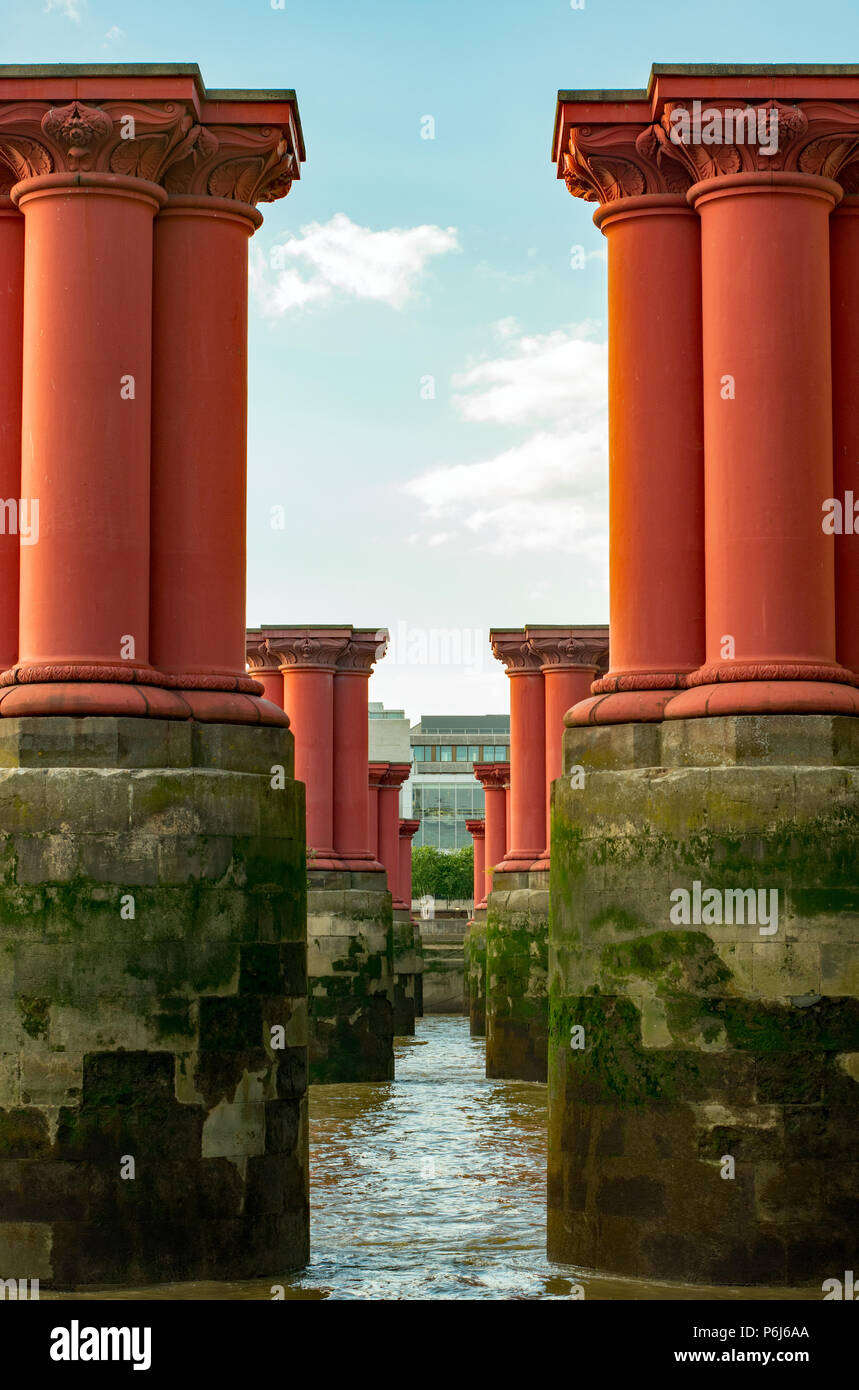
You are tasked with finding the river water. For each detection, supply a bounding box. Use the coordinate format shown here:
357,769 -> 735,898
47,1015 -> 817,1301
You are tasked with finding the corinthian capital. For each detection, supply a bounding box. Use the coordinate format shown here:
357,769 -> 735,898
490,629 -> 543,673
161,122 -> 295,203
564,123 -> 693,203
526,626 -> 610,672
0,98 -> 297,206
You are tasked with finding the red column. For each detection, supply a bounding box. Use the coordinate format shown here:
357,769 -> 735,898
378,763 -> 411,908
368,762 -> 387,864
528,628 -> 609,862
830,195 -> 859,677
333,630 -> 387,870
0,196 -> 22,672
491,632 -> 545,872
474,764 -> 509,907
669,170 -> 858,719
398,819 -> 420,914
2,169 -> 186,720
150,196 -> 287,725
558,129 -> 706,726
465,818 -> 486,909
265,628 -> 351,869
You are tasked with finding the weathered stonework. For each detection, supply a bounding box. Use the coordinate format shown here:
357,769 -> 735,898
464,916 -> 486,1037
420,926 -> 466,1013
0,716 -> 308,1287
485,873 -> 549,1081
392,912 -> 422,1036
549,714 -> 859,1285
306,869 -> 394,1082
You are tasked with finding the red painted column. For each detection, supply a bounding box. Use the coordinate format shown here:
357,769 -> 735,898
474,764 -> 509,908
528,628 -> 609,862
830,194 -> 859,678
559,131 -> 706,726
264,629 -> 351,869
669,170 -> 858,719
2,169 -> 186,720
491,632 -> 545,872
0,196 -> 23,672
368,762 -> 387,864
465,819 -> 486,908
378,763 -> 411,908
333,630 -> 387,870
398,819 -> 420,914
150,195 -> 287,725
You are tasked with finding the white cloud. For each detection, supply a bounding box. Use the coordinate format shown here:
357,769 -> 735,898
452,322 -> 605,427
44,0 -> 84,19
102,24 -> 123,45
253,213 -> 459,313
402,323 -> 608,569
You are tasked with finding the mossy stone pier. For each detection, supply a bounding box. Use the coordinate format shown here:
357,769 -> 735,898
485,875 -> 548,1080
0,716 -> 309,1287
549,714 -> 859,1285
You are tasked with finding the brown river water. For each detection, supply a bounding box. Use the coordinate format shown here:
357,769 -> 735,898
45,1016 -> 818,1301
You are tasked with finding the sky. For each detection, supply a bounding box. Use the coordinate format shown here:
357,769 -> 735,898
5,0 -> 857,722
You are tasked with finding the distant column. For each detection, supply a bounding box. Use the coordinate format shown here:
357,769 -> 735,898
333,630 -> 387,870
378,764 -> 411,907
474,764 -> 509,907
528,627 -> 609,862
398,819 -> 421,914
368,761 -> 388,864
465,818 -> 486,909
491,631 -> 545,871
263,627 -> 352,869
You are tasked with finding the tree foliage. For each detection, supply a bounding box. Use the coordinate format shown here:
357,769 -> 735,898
411,844 -> 474,900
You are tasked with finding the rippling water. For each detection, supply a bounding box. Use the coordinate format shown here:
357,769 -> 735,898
47,1016 -> 818,1301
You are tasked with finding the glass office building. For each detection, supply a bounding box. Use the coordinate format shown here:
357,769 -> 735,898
409,714 -> 510,850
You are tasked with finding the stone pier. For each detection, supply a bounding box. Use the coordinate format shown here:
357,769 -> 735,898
549,65 -> 859,1284
393,818 -> 422,1034
485,628 -> 607,1081
248,627 -> 396,1082
463,818 -> 486,1035
0,64 -> 309,1284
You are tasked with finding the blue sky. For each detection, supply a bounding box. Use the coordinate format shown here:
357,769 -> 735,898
6,0 -> 856,720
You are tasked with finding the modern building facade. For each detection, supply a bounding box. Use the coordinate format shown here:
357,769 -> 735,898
409,714 -> 509,849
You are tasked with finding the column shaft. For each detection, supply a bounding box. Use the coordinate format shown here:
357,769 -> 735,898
4,174 -> 185,719
670,173 -> 858,718
333,670 -> 381,868
150,197 -> 273,720
830,198 -> 859,676
0,198 -> 22,671
501,670 -> 545,869
579,197 -> 704,724
282,666 -> 336,860
466,820 -> 486,907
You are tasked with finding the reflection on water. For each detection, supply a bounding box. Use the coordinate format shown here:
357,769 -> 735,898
45,1016 -> 818,1300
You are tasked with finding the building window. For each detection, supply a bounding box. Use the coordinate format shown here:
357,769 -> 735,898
413,746 -> 427,761
455,745 -> 468,761
467,745 -> 480,761
439,746 -> 453,762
